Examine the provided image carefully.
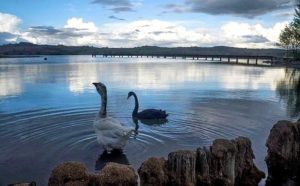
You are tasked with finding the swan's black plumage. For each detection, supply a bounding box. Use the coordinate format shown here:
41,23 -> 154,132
127,91 -> 168,119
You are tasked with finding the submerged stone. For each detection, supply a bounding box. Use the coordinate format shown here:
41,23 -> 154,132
138,157 -> 168,186
48,162 -> 89,186
96,162 -> 137,186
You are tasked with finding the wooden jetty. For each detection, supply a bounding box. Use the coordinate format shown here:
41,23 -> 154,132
96,54 -> 278,66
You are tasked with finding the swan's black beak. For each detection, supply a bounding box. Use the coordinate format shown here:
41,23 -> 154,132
92,83 -> 97,87
127,95 -> 130,100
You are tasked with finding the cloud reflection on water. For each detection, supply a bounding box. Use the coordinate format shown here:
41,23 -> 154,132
0,57 -> 286,99
0,67 -> 23,97
65,62 -> 286,93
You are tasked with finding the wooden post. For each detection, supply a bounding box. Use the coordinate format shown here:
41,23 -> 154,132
212,57 -> 214,61
255,58 -> 258,65
247,58 -> 249,64
220,57 -> 222,61
228,58 -> 230,62
236,58 -> 238,63
205,56 -> 207,60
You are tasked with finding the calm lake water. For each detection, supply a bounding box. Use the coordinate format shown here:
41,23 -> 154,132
0,55 -> 294,185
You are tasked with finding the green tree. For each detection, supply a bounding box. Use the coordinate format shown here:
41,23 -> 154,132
293,0 -> 300,27
279,0 -> 300,59
279,26 -> 292,55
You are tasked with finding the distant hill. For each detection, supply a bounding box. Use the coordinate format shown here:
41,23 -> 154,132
0,42 -> 284,57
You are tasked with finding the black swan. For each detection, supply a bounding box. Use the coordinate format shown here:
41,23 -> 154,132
127,91 -> 168,120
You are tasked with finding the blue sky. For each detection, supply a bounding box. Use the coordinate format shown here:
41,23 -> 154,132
0,0 -> 295,48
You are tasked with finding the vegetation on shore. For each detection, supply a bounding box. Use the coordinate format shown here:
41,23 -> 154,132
279,0 -> 300,60
0,42 -> 284,57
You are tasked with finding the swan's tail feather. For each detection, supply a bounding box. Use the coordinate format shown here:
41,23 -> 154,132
162,110 -> 168,118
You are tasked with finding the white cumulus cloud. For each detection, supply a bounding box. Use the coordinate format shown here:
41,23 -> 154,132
0,12 -> 290,49
0,12 -> 21,33
101,19 -> 215,47
220,21 -> 288,48
64,17 -> 98,32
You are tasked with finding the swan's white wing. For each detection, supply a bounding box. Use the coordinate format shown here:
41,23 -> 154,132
94,116 -> 134,137
94,117 -> 120,128
93,116 -> 135,150
101,125 -> 133,138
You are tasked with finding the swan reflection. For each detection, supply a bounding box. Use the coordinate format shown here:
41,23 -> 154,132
132,117 -> 168,137
95,150 -> 129,171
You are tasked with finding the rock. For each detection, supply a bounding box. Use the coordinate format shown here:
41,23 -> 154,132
234,137 -> 265,186
138,157 -> 168,186
196,147 -> 211,185
167,150 -> 197,186
210,139 -> 237,185
48,162 -> 89,186
97,162 -> 137,186
48,162 -> 137,186
266,120 -> 300,185
196,137 -> 265,186
138,137 -> 264,186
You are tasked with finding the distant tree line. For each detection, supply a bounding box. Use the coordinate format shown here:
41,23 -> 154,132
279,0 -> 300,59
0,42 -> 284,57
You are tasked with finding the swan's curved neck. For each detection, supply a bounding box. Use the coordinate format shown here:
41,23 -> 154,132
99,91 -> 107,118
132,93 -> 139,116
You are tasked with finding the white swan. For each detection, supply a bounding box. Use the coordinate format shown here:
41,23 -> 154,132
92,82 -> 135,151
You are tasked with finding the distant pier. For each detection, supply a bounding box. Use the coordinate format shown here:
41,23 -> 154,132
96,54 -> 277,66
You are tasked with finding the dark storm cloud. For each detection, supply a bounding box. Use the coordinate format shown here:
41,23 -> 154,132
91,0 -> 135,12
29,26 -> 62,35
28,26 -> 88,38
108,15 -> 126,21
242,35 -> 270,43
163,0 -> 293,18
